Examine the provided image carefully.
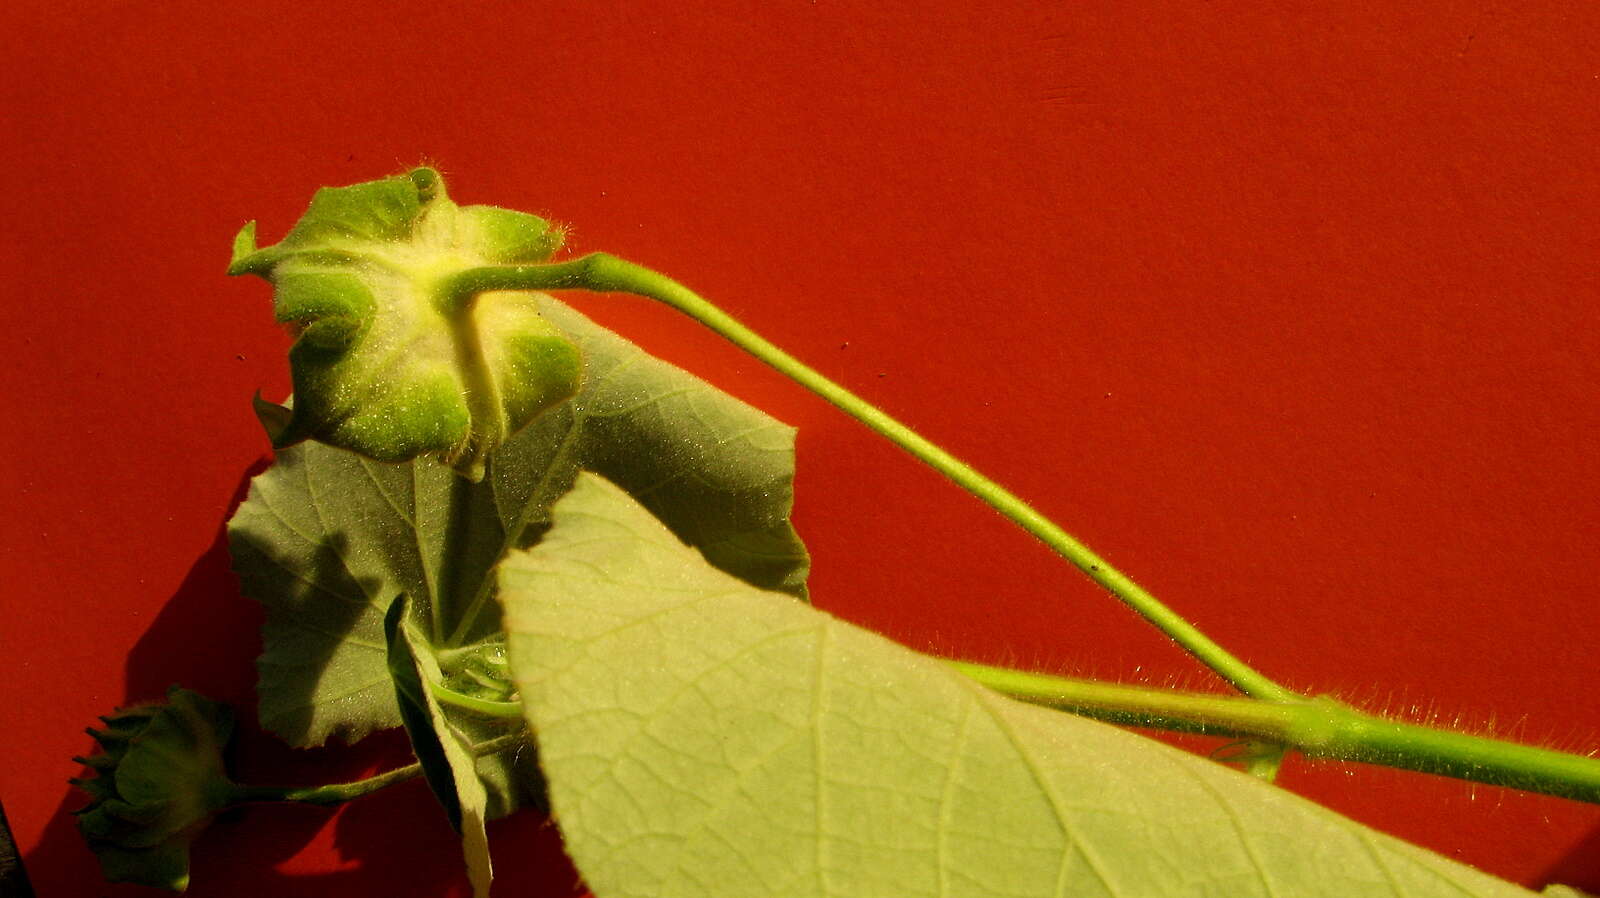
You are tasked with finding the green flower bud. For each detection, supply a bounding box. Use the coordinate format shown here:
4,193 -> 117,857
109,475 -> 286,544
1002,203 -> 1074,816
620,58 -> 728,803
229,168 -> 583,480
71,687 -> 237,891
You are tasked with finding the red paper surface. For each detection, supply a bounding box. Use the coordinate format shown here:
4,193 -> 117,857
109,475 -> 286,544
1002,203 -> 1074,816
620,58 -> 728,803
3,2 -> 1597,895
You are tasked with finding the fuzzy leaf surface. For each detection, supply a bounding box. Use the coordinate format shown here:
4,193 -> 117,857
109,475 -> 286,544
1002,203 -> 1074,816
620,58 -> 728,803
500,474 -> 1534,898
227,296 -> 809,821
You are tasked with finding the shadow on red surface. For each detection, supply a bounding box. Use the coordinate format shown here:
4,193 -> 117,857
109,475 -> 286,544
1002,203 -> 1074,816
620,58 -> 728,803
21,465 -> 1597,896
1541,823 -> 1600,895
24,462 -> 586,897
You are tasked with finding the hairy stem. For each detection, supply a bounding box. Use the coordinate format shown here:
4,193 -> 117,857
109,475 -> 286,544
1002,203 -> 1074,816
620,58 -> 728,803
231,731 -> 527,806
442,256 -> 1296,701
951,660 -> 1600,805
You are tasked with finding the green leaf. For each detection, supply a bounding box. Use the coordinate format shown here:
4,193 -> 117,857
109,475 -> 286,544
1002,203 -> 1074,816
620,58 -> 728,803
500,474 -> 1536,898
384,596 -> 493,898
228,169 -> 581,478
227,296 -> 809,818
384,596 -> 464,830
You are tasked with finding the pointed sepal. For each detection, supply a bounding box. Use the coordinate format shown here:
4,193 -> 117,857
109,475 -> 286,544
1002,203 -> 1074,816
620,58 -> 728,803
228,168 -> 582,478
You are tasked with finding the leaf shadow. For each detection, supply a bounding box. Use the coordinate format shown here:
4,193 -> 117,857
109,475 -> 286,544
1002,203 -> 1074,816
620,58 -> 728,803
23,459 -> 584,897
236,523 -> 382,745
1539,820 -> 1600,893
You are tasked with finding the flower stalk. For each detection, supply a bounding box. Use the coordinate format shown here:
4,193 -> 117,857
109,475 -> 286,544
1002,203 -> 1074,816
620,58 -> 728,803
441,252 -> 1299,703
950,659 -> 1600,804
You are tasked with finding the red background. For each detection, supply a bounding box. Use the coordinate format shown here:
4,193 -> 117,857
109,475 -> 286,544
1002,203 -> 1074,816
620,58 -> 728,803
4,2 -> 1598,895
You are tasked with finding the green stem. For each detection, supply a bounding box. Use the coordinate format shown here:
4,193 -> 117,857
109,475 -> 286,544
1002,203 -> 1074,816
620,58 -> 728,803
427,677 -> 525,719
231,731 -> 526,806
442,256 -> 1296,701
443,297 -> 503,482
951,660 -> 1600,805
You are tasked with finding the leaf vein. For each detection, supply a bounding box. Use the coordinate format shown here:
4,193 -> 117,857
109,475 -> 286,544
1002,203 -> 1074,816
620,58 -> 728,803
966,683 -> 1120,898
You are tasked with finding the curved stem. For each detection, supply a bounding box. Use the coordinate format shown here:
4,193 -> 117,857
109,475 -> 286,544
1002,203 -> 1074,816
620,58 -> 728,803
442,256 -> 1296,701
231,731 -> 527,806
427,677 -> 525,719
952,659 -> 1600,805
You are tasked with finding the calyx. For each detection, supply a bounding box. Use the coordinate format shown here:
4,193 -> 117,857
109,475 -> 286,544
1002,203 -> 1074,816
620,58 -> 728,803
230,168 -> 582,480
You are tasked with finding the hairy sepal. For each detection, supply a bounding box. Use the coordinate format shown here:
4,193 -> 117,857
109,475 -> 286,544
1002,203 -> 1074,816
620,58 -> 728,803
229,169 -> 580,480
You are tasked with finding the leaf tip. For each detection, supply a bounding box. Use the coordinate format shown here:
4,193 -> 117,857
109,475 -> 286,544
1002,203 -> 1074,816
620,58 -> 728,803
227,221 -> 276,277
250,393 -> 299,448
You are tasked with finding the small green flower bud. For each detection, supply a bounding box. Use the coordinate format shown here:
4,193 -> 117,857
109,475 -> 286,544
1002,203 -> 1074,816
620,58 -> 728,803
229,168 -> 583,480
71,687 -> 238,891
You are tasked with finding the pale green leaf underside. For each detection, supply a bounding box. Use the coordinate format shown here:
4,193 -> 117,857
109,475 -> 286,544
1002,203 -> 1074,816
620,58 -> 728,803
501,474 -> 1534,898
227,293 -> 810,797
389,602 -> 494,898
